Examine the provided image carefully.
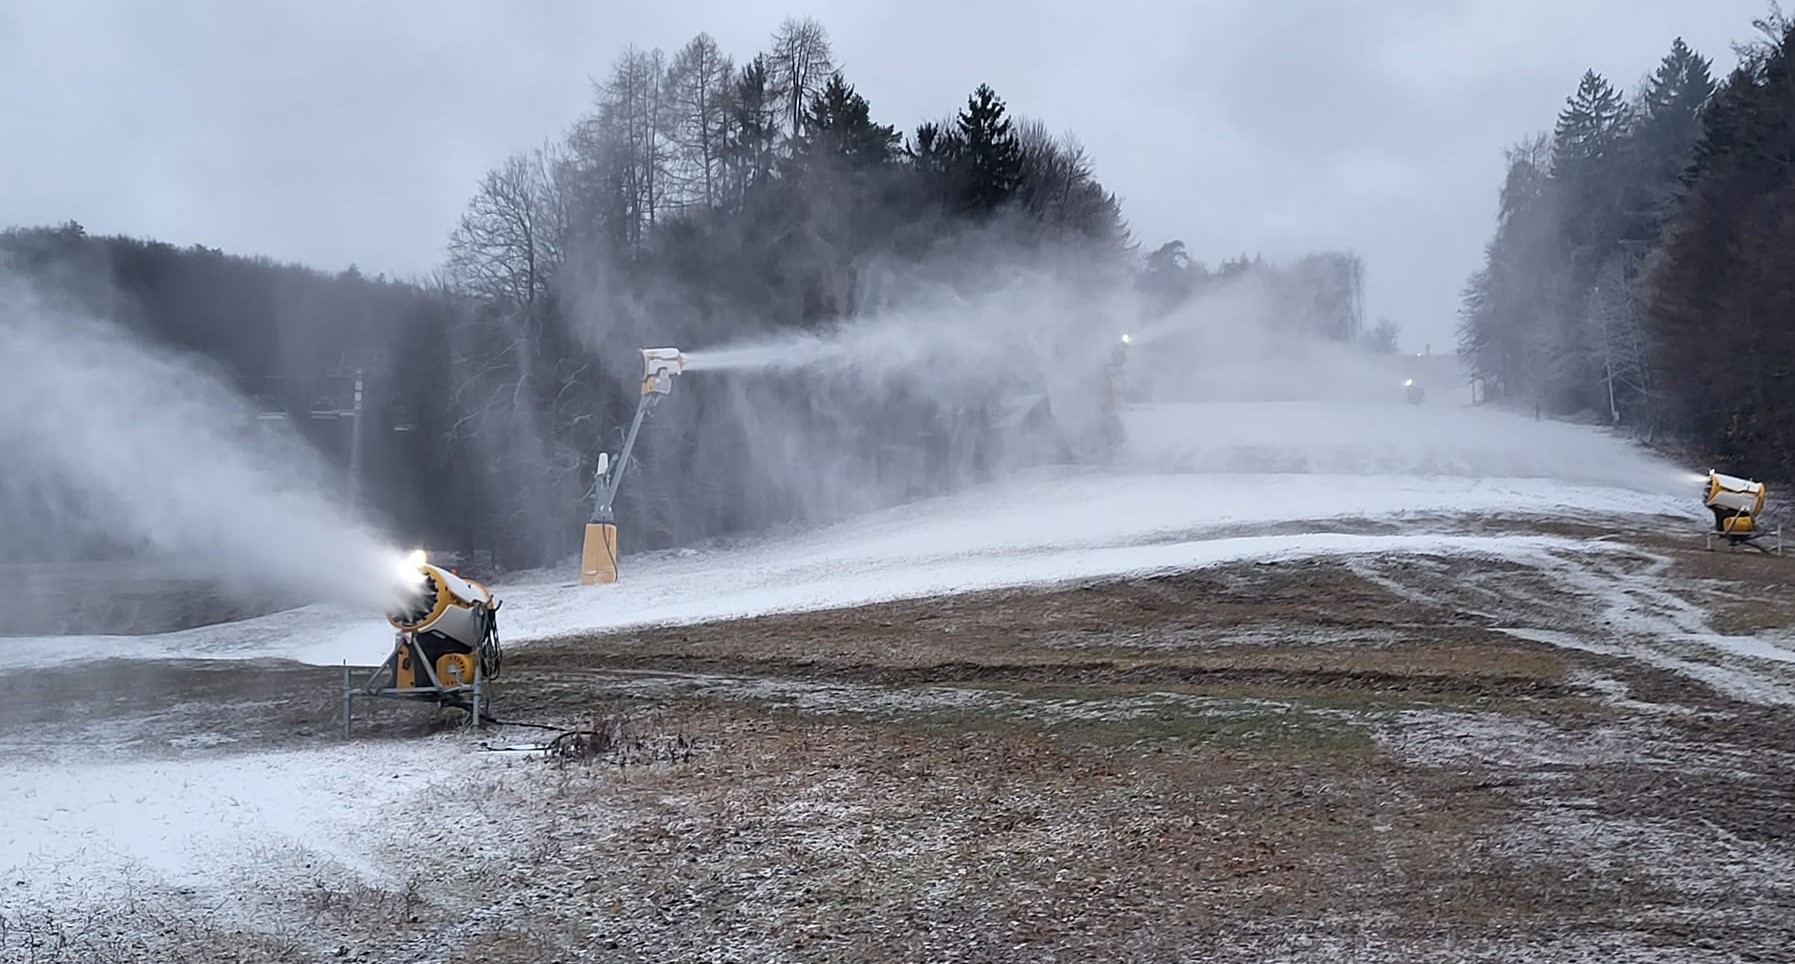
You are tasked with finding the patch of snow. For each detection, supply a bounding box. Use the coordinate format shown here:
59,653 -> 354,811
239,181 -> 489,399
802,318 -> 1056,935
1373,711 -> 1688,771
0,739 -> 518,909
1564,668 -> 1697,716
1484,805 -> 1795,903
1348,536 -> 1795,708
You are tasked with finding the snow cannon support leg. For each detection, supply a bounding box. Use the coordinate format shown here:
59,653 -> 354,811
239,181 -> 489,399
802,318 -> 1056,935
581,522 -> 619,585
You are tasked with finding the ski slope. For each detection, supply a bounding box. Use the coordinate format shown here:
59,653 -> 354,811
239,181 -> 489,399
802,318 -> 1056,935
0,397 -> 1717,946
4,400 -> 1698,673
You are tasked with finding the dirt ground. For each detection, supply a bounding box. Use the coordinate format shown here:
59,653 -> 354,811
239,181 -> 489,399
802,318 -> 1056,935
5,516 -> 1795,962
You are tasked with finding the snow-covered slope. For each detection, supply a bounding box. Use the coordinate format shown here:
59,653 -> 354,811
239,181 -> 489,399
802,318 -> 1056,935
3,400 -> 1697,672
0,398 -> 1719,951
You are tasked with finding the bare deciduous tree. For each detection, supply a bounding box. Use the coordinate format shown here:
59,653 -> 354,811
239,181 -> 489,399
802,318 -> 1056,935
581,45 -> 675,255
1586,254 -> 1655,425
1016,118 -> 1126,243
665,33 -> 736,210
769,17 -> 834,140
446,145 -> 564,315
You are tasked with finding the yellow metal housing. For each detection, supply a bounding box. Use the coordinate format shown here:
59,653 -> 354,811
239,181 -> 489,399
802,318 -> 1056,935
1705,471 -> 1767,517
394,641 -> 417,689
1723,514 -> 1757,534
581,523 -> 619,585
435,652 -> 477,686
1703,470 -> 1776,550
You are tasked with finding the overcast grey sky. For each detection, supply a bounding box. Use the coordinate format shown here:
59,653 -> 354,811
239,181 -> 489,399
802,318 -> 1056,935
0,0 -> 1773,351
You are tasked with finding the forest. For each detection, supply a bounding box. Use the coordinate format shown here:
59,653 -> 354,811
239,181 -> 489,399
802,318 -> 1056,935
1458,9 -> 1795,480
3,17 -> 1380,570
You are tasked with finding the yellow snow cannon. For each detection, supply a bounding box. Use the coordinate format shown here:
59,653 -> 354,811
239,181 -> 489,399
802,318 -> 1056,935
582,347 -> 685,585
1703,470 -> 1780,553
342,550 -> 504,733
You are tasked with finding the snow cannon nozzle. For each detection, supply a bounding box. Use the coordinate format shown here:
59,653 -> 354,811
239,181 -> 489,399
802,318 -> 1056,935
641,347 -> 684,396
394,547 -> 428,581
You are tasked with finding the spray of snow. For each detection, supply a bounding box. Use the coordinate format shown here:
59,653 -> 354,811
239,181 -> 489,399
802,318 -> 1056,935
676,254 -> 1692,492
1121,401 -> 1695,493
0,268 -> 419,617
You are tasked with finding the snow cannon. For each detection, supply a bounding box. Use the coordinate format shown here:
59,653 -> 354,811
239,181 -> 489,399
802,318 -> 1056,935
1098,333 -> 1130,453
1404,378 -> 1425,405
1703,470 -> 1782,553
583,347 -> 687,585
641,347 -> 684,396
342,550 -> 504,733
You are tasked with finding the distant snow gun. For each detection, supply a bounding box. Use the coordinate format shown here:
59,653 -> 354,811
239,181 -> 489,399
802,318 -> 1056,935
342,550 -> 504,733
1703,470 -> 1782,554
1404,378 -> 1425,405
1101,333 -> 1131,452
582,347 -> 685,585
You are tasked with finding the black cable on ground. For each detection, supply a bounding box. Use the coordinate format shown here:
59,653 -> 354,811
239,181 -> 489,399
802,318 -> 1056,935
472,713 -> 577,753
476,711 -> 563,731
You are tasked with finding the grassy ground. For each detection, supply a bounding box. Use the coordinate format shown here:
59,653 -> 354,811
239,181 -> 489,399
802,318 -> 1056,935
6,523 -> 1795,961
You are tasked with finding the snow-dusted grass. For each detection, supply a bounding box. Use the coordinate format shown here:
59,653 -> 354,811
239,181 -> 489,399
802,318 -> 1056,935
0,737 -> 570,960
2,741 -> 454,897
1489,547 -> 1795,707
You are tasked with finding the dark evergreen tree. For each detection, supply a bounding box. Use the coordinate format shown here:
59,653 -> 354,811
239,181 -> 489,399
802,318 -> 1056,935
725,56 -> 780,209
1637,37 -> 1717,209
1642,18 -> 1795,471
954,84 -> 1025,215
798,74 -> 899,168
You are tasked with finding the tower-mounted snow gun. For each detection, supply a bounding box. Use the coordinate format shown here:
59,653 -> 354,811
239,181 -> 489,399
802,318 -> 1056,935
1703,469 -> 1782,553
581,347 -> 685,585
342,550 -> 504,734
1089,332 -> 1129,457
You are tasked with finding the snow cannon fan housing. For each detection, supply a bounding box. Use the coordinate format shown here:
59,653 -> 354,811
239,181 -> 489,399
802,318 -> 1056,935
385,559 -> 502,691
1703,470 -> 1767,537
641,347 -> 684,396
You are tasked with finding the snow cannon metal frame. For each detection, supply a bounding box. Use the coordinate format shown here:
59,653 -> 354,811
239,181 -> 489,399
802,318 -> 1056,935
582,347 -> 686,585
342,552 -> 504,734
1703,470 -> 1782,554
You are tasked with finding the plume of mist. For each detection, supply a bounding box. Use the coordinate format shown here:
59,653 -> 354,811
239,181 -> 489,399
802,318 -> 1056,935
0,267 -> 418,622
535,215 -> 1699,561
675,246 -> 1693,504
1125,272 -> 1419,404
